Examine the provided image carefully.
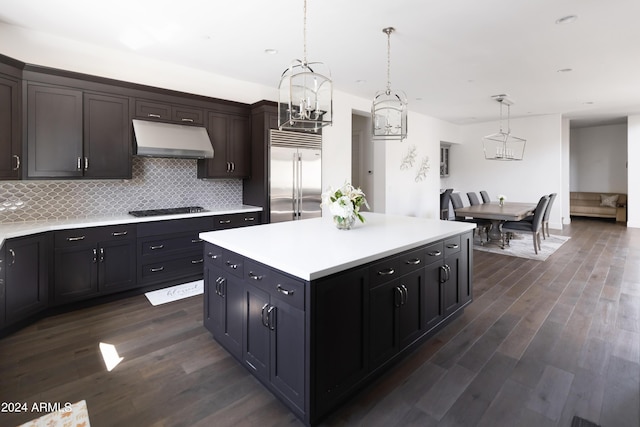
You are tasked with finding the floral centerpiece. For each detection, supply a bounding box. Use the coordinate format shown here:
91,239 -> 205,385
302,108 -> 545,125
321,182 -> 369,230
497,194 -> 507,207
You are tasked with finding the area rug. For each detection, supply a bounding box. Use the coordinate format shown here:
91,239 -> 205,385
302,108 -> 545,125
17,400 -> 91,427
145,280 -> 203,306
473,233 -> 570,261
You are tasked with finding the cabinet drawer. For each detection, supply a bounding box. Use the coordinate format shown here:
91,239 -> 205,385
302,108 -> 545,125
54,224 -> 136,248
220,250 -> 244,278
137,217 -> 213,237
245,259 -> 305,310
444,236 -> 461,257
140,232 -> 203,257
368,256 -> 402,289
213,212 -> 260,230
140,252 -> 204,284
396,248 -> 426,277
204,242 -> 224,267
172,105 -> 204,125
424,241 -> 444,265
135,100 -> 171,120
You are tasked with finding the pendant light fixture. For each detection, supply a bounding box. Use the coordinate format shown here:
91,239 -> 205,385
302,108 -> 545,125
278,0 -> 332,132
482,94 -> 526,161
372,27 -> 407,141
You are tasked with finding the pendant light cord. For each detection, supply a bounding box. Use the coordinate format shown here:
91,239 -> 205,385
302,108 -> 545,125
303,0 -> 307,65
386,28 -> 392,94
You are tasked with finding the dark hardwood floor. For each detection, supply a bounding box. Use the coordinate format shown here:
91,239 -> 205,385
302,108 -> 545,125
1,218 -> 638,427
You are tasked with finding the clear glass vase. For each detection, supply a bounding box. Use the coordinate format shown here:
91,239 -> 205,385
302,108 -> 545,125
333,215 -> 356,230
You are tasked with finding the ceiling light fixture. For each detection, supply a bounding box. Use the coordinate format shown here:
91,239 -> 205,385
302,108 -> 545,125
372,27 -> 407,141
482,94 -> 526,161
278,0 -> 332,133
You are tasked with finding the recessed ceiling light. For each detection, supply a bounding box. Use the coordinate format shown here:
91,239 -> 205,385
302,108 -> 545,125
557,68 -> 573,73
415,97 -> 423,101
356,79 -> 367,84
264,49 -> 278,55
556,15 -> 578,25
584,101 -> 595,105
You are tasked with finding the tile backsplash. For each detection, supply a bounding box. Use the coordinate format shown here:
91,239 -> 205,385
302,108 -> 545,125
0,157 -> 242,223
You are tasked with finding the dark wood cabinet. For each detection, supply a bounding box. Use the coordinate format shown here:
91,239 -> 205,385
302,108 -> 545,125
0,247 -> 5,328
213,211 -> 260,230
27,84 -> 131,179
0,75 -> 21,179
4,234 -> 49,325
27,84 -> 83,178
83,92 -> 131,179
134,99 -> 204,125
53,225 -> 137,303
198,111 -> 250,179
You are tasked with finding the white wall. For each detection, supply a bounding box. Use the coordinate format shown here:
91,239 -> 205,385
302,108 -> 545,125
628,115 -> 640,228
570,124 -> 628,193
446,114 -> 564,231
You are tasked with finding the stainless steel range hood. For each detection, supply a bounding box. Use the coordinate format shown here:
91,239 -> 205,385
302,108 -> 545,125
133,119 -> 214,159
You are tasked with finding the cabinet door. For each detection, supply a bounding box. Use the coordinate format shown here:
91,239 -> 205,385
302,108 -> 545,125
208,270 -> 243,360
369,279 -> 399,368
199,112 -> 229,178
459,231 -> 473,307
27,85 -> 83,177
135,99 -> 171,121
270,297 -> 305,412
172,105 -> 204,125
228,115 -> 250,178
0,248 -> 5,328
5,234 -> 48,324
443,252 -> 461,318
424,260 -> 444,331
397,269 -> 424,350
98,238 -> 136,293
0,76 -> 20,180
84,93 -> 131,179
244,283 -> 270,383
54,245 -> 98,303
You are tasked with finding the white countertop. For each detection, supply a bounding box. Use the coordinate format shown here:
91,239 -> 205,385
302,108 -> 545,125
200,213 -> 476,281
0,205 -> 262,247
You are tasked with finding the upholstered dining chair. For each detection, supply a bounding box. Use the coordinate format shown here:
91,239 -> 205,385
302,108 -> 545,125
522,192 -> 557,239
502,195 -> 550,254
440,188 -> 453,220
480,191 -> 491,203
467,192 -> 482,206
451,192 -> 490,243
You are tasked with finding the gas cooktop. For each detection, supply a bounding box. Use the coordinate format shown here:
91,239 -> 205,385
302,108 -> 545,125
128,206 -> 207,217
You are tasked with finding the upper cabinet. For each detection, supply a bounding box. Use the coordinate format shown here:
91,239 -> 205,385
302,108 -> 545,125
134,99 -> 204,125
0,75 -> 21,179
197,111 -> 250,179
26,84 -> 131,179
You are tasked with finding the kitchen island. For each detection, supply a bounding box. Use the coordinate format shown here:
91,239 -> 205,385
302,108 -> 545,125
199,213 -> 475,425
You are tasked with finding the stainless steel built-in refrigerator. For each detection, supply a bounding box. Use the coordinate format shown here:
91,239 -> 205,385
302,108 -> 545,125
269,129 -> 322,223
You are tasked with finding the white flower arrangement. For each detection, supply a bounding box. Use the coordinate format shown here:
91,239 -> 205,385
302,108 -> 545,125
497,194 -> 507,205
321,182 -> 369,224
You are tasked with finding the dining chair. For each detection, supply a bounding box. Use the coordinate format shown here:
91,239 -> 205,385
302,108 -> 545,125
451,192 -> 491,243
502,195 -> 550,254
467,192 -> 482,206
522,192 -> 557,239
440,188 -> 453,220
480,191 -> 491,203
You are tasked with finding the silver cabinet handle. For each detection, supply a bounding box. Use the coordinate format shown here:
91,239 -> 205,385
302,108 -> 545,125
267,306 -> 276,330
77,157 -> 82,171
261,303 -> 270,327
244,217 -> 255,221
276,284 -> 294,295
150,266 -> 165,272
400,284 -> 408,305
248,272 -> 263,280
226,162 -> 231,172
219,219 -> 231,224
112,231 -> 128,236
84,157 -> 89,170
447,244 -> 459,249
150,244 -> 164,250
428,250 -> 442,257
92,248 -> 97,263
405,258 -> 421,265
181,118 -> 194,122
394,286 -> 403,307
99,247 -> 105,262
191,239 -> 203,243
377,268 -> 395,276
191,259 -> 204,264
12,155 -> 20,170
207,253 -> 220,259
8,249 -> 15,266
231,162 -> 235,172
66,236 -> 86,241
225,260 -> 238,269
215,277 -> 225,297
148,113 -> 161,118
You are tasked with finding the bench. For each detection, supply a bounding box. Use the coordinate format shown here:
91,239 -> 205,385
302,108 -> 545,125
570,192 -> 627,222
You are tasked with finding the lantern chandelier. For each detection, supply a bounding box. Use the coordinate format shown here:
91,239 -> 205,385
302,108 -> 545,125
372,27 -> 408,141
278,0 -> 332,132
482,94 -> 526,161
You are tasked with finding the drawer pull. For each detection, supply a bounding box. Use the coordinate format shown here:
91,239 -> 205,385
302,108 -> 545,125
112,231 -> 128,236
447,244 -> 459,249
181,118 -> 194,123
66,236 -> 86,242
219,219 -> 232,224
377,268 -> 395,276
428,250 -> 442,257
248,272 -> 264,281
207,253 -> 220,259
226,261 -> 238,269
405,258 -> 421,265
277,284 -> 294,296
191,259 -> 204,264
191,239 -> 203,243
150,245 -> 164,250
148,113 -> 161,118
150,266 -> 165,272
244,217 -> 255,221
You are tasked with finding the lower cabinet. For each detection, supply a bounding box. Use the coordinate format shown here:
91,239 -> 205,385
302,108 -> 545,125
4,233 -> 49,325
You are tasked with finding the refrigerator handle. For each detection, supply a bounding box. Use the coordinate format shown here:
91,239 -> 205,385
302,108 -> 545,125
292,152 -> 298,219
297,153 -> 303,218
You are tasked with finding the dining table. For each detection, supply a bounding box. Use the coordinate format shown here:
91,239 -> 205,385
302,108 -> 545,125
454,201 -> 537,246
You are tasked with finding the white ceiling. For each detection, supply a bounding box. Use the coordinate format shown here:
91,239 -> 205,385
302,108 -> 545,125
2,0 -> 639,128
